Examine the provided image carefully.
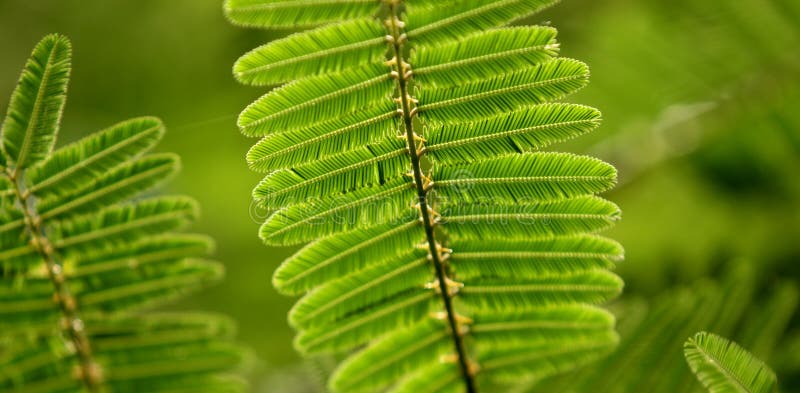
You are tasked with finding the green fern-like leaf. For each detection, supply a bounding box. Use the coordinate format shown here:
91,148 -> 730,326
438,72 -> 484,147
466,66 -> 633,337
522,263 -> 798,393
1,34 -> 70,170
0,34 -> 244,392
227,1 -> 622,391
685,332 -> 778,393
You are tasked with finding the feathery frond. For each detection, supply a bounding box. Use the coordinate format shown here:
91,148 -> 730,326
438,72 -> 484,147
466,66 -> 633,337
228,1 -> 622,391
523,264 -> 798,393
404,0 -> 559,45
685,332 -> 778,393
412,27 -> 559,86
418,58 -> 591,122
224,0 -> 382,29
426,104 -> 602,163
1,34 -> 70,170
238,64 -> 393,136
433,153 -> 617,202
234,19 -> 387,85
25,117 -> 164,198
0,35 -> 243,392
246,102 -> 398,171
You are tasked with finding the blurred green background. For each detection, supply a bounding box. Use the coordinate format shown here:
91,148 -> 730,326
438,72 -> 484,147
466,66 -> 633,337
1,1 -> 798,391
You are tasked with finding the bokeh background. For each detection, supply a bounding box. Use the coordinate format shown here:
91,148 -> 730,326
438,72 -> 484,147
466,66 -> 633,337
1,1 -> 798,391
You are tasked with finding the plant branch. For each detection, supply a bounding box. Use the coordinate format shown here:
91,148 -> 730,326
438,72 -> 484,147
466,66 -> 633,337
384,2 -> 478,392
4,168 -> 103,393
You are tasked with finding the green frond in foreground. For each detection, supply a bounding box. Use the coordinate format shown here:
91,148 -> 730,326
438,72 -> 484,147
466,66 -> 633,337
411,26 -> 560,86
434,153 -> 617,203
245,102 -> 398,171
685,332 -> 778,393
234,19 -> 387,86
417,58 -> 591,122
224,0 -> 382,29
403,0 -> 559,45
229,0 -> 623,392
0,35 -> 244,392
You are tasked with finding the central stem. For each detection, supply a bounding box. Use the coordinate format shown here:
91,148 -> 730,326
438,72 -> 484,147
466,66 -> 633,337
6,168 -> 103,393
384,2 -> 478,392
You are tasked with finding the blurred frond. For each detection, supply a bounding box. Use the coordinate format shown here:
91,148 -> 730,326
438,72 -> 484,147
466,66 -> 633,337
0,35 -> 244,392
685,332 -> 777,393
520,264 -> 798,393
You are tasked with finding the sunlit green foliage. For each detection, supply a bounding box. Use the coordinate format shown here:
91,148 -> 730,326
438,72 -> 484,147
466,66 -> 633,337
2,1 -> 797,391
227,0 -> 622,391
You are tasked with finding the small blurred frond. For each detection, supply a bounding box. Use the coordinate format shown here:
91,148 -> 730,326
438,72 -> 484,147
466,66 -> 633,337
520,264 -> 798,393
685,332 -> 777,393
